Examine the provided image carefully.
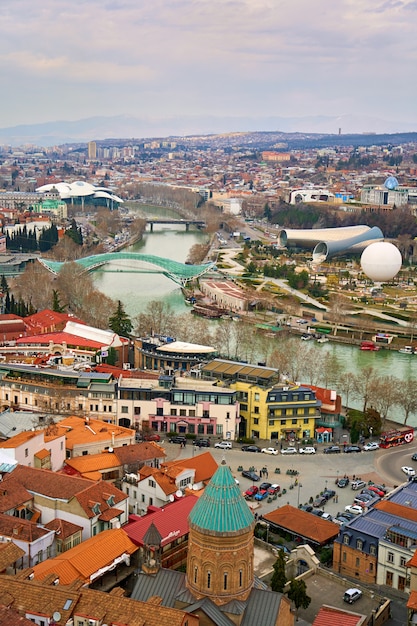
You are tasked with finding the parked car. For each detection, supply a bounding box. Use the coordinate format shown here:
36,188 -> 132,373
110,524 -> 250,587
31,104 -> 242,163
351,480 -> 367,490
412,452 -> 417,461
254,482 -> 272,500
323,445 -> 341,454
244,485 -> 258,498
241,445 -> 261,453
402,466 -> 416,476
321,512 -> 333,521
194,439 -> 210,447
241,470 -> 260,481
343,588 -> 362,604
313,495 -> 327,507
323,489 -> 336,500
299,446 -> 316,454
169,435 -> 186,444
344,504 -> 363,515
143,433 -> 161,442
336,477 -> 349,488
363,442 -> 380,451
281,447 -> 298,455
261,447 -> 278,455
344,445 -> 362,453
267,484 -> 281,495
311,508 -> 324,516
300,504 -> 313,512
214,441 -> 232,449
367,485 -> 385,497
354,495 -> 373,506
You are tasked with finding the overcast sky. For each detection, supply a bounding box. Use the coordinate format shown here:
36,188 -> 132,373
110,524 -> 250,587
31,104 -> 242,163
2,0 -> 417,132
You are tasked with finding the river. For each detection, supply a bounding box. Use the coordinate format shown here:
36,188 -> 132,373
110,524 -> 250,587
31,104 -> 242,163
92,203 -> 416,426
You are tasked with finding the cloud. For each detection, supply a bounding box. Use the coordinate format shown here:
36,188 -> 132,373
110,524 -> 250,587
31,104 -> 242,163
0,0 -> 416,127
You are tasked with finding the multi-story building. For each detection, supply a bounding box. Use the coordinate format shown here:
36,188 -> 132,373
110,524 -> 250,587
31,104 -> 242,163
333,479 -> 417,593
118,373 -> 239,440
134,335 -> 217,372
201,360 -> 321,441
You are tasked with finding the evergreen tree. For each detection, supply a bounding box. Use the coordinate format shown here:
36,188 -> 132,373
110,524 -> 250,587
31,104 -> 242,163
108,300 -> 133,336
52,289 -> 66,313
1,275 -> 9,294
270,550 -> 287,593
287,579 -> 311,621
65,219 -> 83,246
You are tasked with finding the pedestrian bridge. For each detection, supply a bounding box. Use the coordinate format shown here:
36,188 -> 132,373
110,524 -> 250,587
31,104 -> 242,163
38,253 -> 216,286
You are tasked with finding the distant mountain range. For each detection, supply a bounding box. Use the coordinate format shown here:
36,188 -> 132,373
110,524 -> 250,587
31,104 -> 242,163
0,114 -> 416,147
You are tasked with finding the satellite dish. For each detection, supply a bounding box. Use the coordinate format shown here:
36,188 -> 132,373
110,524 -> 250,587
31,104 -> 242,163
53,612 -> 61,622
175,489 -> 183,498
192,484 -> 199,490
169,494 -> 175,502
108,447 -> 114,453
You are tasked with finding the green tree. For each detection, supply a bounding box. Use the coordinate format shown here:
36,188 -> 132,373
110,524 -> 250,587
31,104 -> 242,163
287,578 -> 311,621
1,275 -> 9,294
52,289 -> 66,313
109,300 -> 133,336
270,550 -> 287,593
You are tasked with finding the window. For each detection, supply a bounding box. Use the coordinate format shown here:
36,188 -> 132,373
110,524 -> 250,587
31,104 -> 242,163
369,544 -> 376,556
189,409 -> 195,417
254,406 -> 259,414
343,534 -> 350,545
355,557 -> 360,567
269,420 -> 275,426
387,552 -> 394,564
78,403 -> 83,411
370,562 -> 374,572
170,408 -> 177,415
180,409 -> 187,417
400,556 -> 406,567
148,479 -> 156,488
281,419 -> 286,425
254,418 -> 259,425
216,424 -> 223,435
239,569 -> 243,586
25,448 -> 28,458
134,406 -> 141,415
303,418 -> 309,424
157,407 -> 163,416
203,410 -> 209,418
207,571 -> 211,588
292,418 -> 297,424
386,571 -> 393,586
194,567 -> 198,583
121,406 -> 128,413
356,539 -> 363,550
342,552 -> 346,562
223,573 -> 228,590
254,393 -> 260,401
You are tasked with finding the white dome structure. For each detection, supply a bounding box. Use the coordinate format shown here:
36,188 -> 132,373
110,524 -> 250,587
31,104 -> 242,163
36,181 -> 123,206
360,241 -> 402,282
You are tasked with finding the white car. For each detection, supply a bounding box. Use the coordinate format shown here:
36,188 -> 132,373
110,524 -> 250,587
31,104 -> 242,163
281,447 -> 298,455
402,466 -> 416,476
344,504 -> 363,516
214,441 -> 232,449
299,446 -> 316,454
261,447 -> 278,455
363,442 -> 379,451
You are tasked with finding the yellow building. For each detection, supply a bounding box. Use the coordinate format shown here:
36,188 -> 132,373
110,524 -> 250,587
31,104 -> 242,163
200,360 -> 321,442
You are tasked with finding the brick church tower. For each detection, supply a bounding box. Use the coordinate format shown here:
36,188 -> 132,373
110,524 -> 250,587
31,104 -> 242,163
186,460 -> 255,605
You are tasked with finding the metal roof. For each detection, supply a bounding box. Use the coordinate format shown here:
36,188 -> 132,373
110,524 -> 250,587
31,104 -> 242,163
241,587 -> 284,626
188,462 -> 254,535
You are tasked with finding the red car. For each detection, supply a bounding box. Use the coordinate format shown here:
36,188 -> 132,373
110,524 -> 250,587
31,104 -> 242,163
244,485 -> 259,499
367,485 -> 385,497
143,433 -> 161,442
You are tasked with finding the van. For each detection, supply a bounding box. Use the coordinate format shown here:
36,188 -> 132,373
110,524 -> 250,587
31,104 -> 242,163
343,588 -> 362,604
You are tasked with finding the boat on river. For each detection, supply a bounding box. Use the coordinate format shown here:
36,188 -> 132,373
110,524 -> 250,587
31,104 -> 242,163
399,345 -> 416,354
360,341 -> 380,351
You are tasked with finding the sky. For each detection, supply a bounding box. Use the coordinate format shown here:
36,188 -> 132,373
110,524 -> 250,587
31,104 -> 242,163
2,0 -> 417,133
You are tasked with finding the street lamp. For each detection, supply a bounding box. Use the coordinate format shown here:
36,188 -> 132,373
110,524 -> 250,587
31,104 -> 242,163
297,480 -> 302,508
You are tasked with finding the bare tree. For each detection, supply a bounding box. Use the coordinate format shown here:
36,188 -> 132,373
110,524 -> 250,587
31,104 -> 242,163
368,375 -> 399,429
213,320 -> 234,359
134,300 -> 176,337
353,366 -> 377,413
12,261 -> 54,311
396,379 -> 417,425
337,371 -> 356,411
327,293 -> 349,336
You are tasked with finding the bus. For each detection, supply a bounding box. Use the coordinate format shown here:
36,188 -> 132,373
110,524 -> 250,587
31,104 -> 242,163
379,427 -> 414,449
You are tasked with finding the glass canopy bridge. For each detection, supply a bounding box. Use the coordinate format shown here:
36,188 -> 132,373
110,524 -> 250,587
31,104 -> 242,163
38,253 -> 216,286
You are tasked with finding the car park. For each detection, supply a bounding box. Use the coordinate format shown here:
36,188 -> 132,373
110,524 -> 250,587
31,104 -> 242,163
254,482 -> 272,500
244,485 -> 258,498
241,445 -> 261,453
299,446 -> 316,454
344,504 -> 363,515
343,588 -> 362,604
281,447 -> 298,454
323,445 -> 341,454
402,466 -> 416,476
344,445 -> 362,453
214,441 -> 232,449
351,480 -> 367,490
363,442 -> 379,451
241,470 -> 260,481
169,435 -> 187,444
261,447 -> 278,455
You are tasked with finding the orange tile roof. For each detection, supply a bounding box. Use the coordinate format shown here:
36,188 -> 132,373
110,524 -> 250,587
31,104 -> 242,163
64,452 -> 121,474
407,590 -> 417,610
313,605 -> 365,626
0,512 -> 52,543
161,451 -> 218,485
32,528 -> 138,585
56,415 -> 134,450
0,540 -> 25,570
34,448 -> 50,460
44,518 -> 83,539
375,499 -> 417,523
0,430 -> 40,448
263,504 -> 340,545
0,477 -> 33,513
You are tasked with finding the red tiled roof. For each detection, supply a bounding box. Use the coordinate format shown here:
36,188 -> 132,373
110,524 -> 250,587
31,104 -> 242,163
44,518 -> 83,539
16,331 -> 104,350
407,590 -> 417,610
23,309 -> 84,334
313,605 -> 364,626
124,495 -> 198,547
160,451 -> 218,485
263,504 -> 340,545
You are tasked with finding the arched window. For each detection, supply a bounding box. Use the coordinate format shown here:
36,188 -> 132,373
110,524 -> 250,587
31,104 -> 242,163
223,573 -> 228,590
239,569 -> 243,587
207,571 -> 211,589
194,566 -> 198,584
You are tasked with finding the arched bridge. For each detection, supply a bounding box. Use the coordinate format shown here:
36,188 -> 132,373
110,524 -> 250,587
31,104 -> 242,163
38,253 -> 216,286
